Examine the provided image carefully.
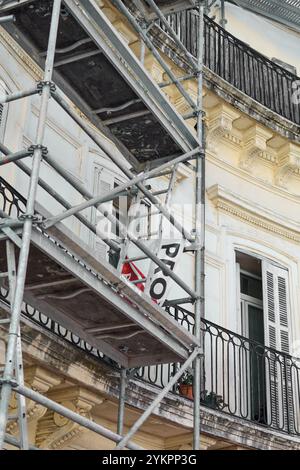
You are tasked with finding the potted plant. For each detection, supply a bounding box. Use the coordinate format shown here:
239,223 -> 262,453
178,370 -> 194,400
200,390 -> 225,410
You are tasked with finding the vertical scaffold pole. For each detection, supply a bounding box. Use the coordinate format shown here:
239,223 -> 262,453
193,0 -> 205,451
0,0 -> 62,449
6,240 -> 29,450
220,0 -> 226,29
117,368 -> 127,436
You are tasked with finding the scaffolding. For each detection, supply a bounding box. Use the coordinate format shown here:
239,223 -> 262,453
0,0 -> 206,450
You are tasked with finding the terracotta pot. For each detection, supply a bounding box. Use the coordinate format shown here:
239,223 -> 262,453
179,384 -> 193,400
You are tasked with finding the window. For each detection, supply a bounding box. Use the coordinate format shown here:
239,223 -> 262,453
236,251 -> 291,354
240,272 -> 263,300
236,251 -> 294,431
92,167 -> 136,267
92,166 -> 113,261
112,180 -> 132,240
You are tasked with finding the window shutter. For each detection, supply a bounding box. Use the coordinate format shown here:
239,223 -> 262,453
0,84 -> 8,144
94,176 -> 111,260
262,261 -> 294,432
0,103 -> 3,126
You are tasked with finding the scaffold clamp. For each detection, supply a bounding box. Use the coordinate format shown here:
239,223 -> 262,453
28,144 -> 48,157
0,377 -> 18,388
18,214 -> 44,225
37,80 -> 56,94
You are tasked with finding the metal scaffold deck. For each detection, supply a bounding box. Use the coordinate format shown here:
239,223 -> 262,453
0,0 -> 205,451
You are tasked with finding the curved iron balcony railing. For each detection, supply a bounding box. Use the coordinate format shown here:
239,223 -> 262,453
158,10 -> 300,125
1,176 -> 300,437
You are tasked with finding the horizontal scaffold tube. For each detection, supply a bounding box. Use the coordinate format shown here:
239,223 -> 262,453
43,147 -> 201,228
0,149 -> 32,166
0,141 -> 120,253
0,15 -> 15,25
52,90 -> 196,242
18,161 -> 120,253
0,86 -> 39,104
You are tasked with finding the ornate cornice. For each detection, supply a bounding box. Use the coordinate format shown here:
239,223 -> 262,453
206,102 -> 241,152
208,184 -> 300,243
276,143 -> 300,187
204,101 -> 300,188
240,125 -> 275,171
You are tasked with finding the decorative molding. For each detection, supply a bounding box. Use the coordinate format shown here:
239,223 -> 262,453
143,52 -> 165,84
206,103 -> 241,151
164,433 -> 222,450
7,366 -> 61,436
112,19 -> 138,45
0,28 -> 42,81
240,124 -> 274,171
208,184 -> 300,243
35,386 -> 104,449
176,162 -> 194,181
275,143 -> 300,187
161,68 -> 198,116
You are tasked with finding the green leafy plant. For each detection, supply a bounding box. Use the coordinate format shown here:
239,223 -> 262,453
178,370 -> 193,386
200,390 -> 225,410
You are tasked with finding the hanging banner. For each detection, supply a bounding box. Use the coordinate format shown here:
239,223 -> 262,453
144,239 -> 185,305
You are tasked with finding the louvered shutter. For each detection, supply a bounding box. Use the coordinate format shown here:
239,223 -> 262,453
262,261 -> 294,432
0,103 -> 3,127
0,102 -> 6,146
0,103 -> 4,157
0,84 -> 8,145
94,175 -> 111,260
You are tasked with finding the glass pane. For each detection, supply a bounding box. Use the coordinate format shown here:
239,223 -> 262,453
241,274 -> 263,300
248,305 -> 267,424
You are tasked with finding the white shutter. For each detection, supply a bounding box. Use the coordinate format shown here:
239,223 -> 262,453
262,261 -> 294,432
93,172 -> 112,260
0,84 -> 8,144
0,103 -> 4,127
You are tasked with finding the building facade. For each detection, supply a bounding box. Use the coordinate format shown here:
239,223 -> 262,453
1,0 -> 300,450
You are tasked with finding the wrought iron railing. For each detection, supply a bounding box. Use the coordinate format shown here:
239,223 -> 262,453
1,176 -> 300,436
158,10 -> 300,125
138,306 -> 300,436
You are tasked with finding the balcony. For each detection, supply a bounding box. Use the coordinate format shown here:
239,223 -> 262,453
157,9 -> 300,126
138,305 -> 300,437
1,176 -> 300,439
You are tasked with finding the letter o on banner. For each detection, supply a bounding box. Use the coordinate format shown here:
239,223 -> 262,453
149,278 -> 167,301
